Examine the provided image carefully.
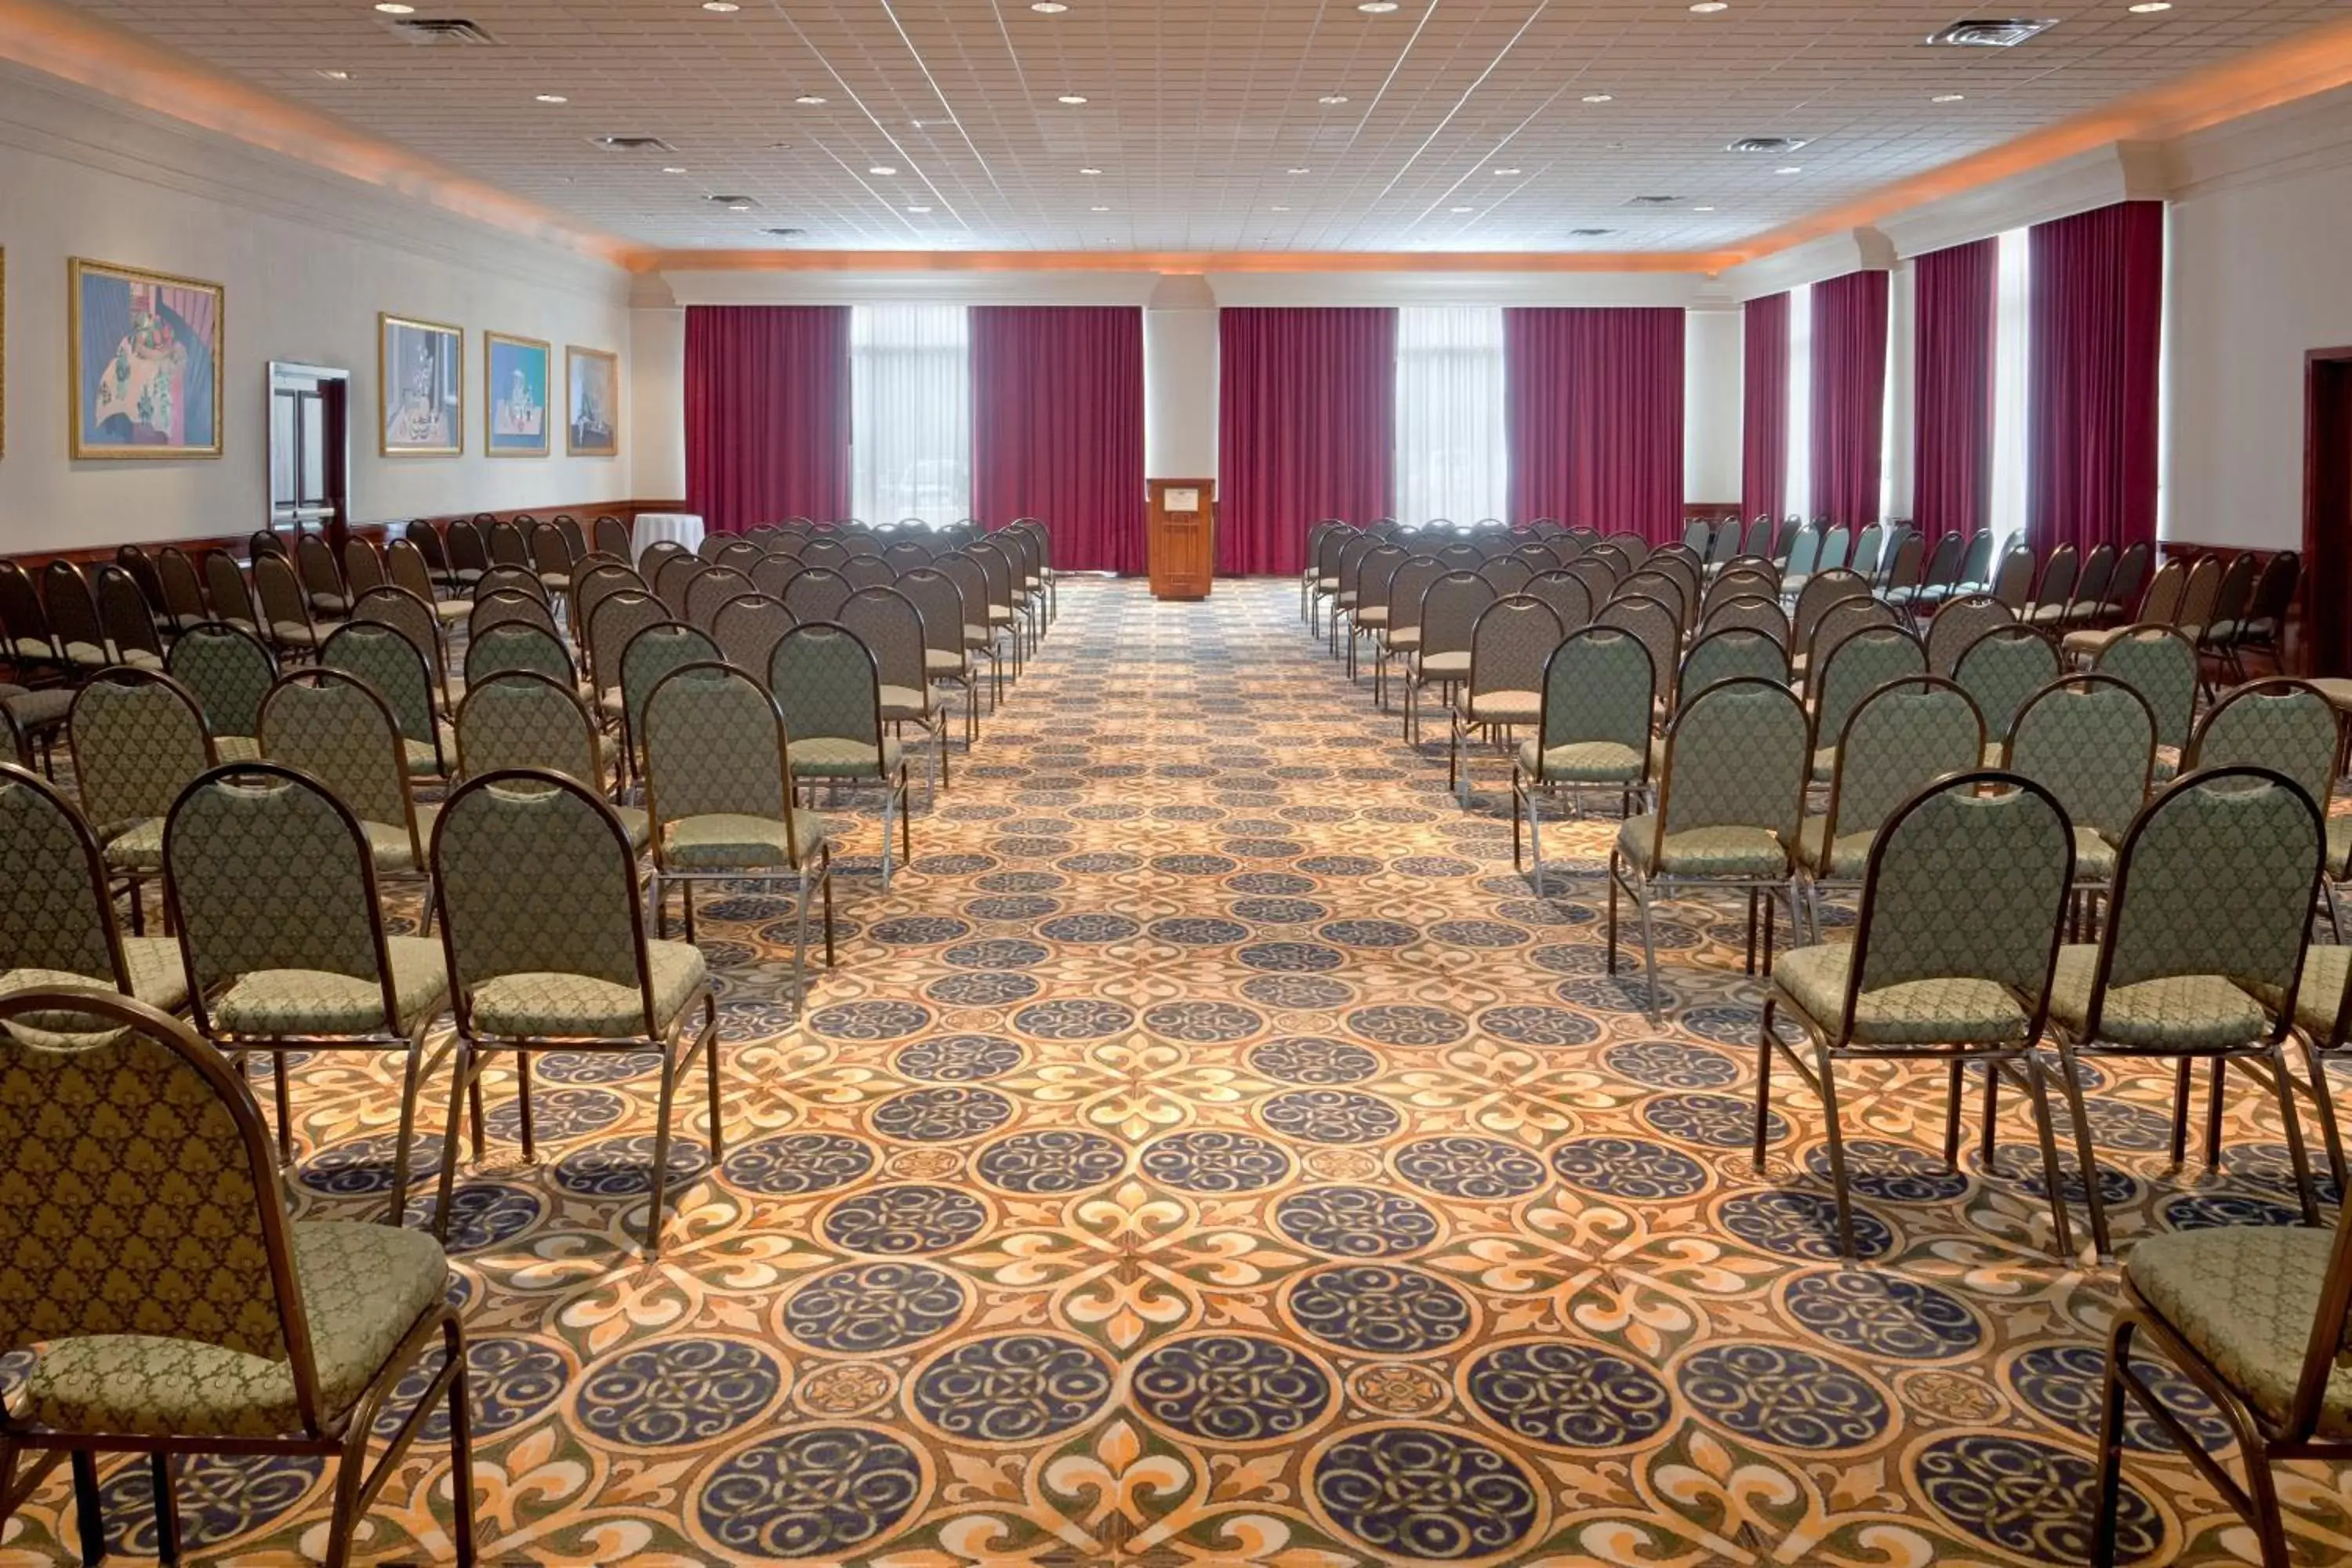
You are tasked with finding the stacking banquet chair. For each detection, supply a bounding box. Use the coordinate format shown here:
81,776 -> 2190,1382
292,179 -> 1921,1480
752,553 -> 804,601
619,621 -> 720,786
841,554 -> 895,593
1761,771 -> 2078,1258
2093,625 -> 2200,779
94,565 -> 167,672
892,568 -> 978,750
1523,570 -> 1593,643
2045,766 -> 2328,1260
2216,550 -> 2301,681
840,586 -> 949,793
1925,594 -> 2014,676
387,537 -> 470,627
1403,572 -> 1493,747
713,594 -> 797,691
163,764 -> 458,1210
340,537 -> 387,601
967,540 -> 1030,668
2000,674 -> 2156,936
455,672 -> 641,847
1609,678 -> 1808,1018
2184,678 -> 2346,934
684,564 -> 757,631
1305,524 -> 1348,632
1806,623 -> 1923,782
1511,626 -> 1656,878
36,564 -> 114,678
771,623 -> 913,885
1955,626 -> 2062,763
254,552 -> 336,659
296,533 -> 353,619
429,769 -> 720,1257
0,763 -> 190,1017
1374,555 -> 1444,711
1796,677 -> 1986,941
1449,597 -> 1563,798
593,515 -> 633,558
69,670 -> 217,935
465,620 -> 577,695
0,988 -> 476,1568
155,546 -> 212,637
934,553 -> 1004,710
1678,627 -> 1788,711
643,662 -> 835,986
1348,544 -> 1408,681
166,620 -> 277,764
474,565 -> 551,612
354,584 -> 461,713
200,550 -> 262,639
258,669 -> 438,922
1596,594 -> 1682,720
782,565 -> 852,626
322,620 -> 456,782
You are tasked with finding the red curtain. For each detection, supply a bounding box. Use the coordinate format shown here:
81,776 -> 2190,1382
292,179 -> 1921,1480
1217,307 -> 1396,576
1911,240 -> 1998,540
971,307 -> 1146,574
2028,201 -> 2165,553
1741,292 -> 1789,521
1809,270 -> 1891,527
1504,307 -> 1685,542
684,306 -> 850,531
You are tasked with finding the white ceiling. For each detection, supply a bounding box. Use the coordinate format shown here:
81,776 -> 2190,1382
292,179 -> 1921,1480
64,0 -> 2352,253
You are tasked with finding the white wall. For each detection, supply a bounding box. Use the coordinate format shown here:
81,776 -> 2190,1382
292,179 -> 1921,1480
1685,307 -> 1743,504
630,306 -> 687,503
0,71 -> 633,553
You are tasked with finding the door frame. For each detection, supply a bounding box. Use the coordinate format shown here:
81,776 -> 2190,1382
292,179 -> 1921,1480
2300,347 -> 2352,678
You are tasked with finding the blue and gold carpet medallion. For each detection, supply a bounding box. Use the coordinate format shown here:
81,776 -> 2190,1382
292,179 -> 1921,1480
1,579 -> 2318,1564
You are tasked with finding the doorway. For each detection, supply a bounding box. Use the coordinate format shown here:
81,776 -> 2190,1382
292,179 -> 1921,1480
268,361 -> 351,552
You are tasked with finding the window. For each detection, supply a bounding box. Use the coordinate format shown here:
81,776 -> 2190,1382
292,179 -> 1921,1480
851,303 -> 970,528
1784,283 -> 1813,520
1393,305 -> 1507,524
1988,227 -> 2031,546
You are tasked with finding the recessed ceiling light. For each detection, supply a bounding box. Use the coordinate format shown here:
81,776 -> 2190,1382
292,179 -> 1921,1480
1030,1 -> 1068,10
701,1 -> 739,10
1494,167 -> 1520,175
1272,204 -> 1291,211
1319,94 -> 1349,104
315,68 -> 351,79
1689,1 -> 1727,10
535,93 -> 568,103
1357,1 -> 1399,10
1058,93 -> 1089,104
1775,165 -> 1802,174
662,165 -> 686,173
1450,205 -> 1475,212
727,201 -> 751,212
1933,93 -> 1966,102
1090,204 -> 1109,211
795,94 -> 827,105
1079,166 -> 1103,174
1582,93 -> 1613,103
1693,205 -> 1717,211
2129,2 -> 2171,10
869,165 -> 897,175
907,204 -> 931,212
372,2 -> 413,12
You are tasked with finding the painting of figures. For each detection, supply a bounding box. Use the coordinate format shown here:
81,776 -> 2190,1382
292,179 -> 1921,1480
567,344 -> 619,457
486,331 -> 551,457
69,258 -> 223,459
381,313 -> 463,456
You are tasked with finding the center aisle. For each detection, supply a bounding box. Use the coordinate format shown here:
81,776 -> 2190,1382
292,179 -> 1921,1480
23,579 -> 2280,1566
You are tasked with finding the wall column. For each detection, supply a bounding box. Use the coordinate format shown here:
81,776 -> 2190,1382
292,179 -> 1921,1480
1145,273 -> 1218,479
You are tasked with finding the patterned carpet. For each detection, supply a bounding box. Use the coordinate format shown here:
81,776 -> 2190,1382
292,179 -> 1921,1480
3,576 -> 2345,1566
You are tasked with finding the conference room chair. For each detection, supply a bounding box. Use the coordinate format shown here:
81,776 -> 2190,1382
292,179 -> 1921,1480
1847,522 -> 1886,583
1816,524 -> 1854,575
685,564 -> 759,630
652,555 -> 710,618
340,538 -> 388,601
403,520 -> 459,594
1925,594 -> 2014,675
1982,543 -> 2036,613
111,544 -> 169,622
1704,520 -> 1742,575
892,570 -> 978,749
1512,626 -> 1656,878
1763,771 -> 2078,1259
839,554 -> 895,593
37,562 -> 114,676
1645,550 -> 1702,612
1372,556 -> 1443,711
456,672 -> 639,845
1007,522 -> 1056,622
1697,593 -> 1790,646
1780,522 -> 1824,587
484,521 -> 532,573
258,669 -> 439,920
1680,519 -> 1712,556
1544,535 -> 1588,568
2056,543 -> 2119,632
929,554 -> 1005,709
353,585 -> 460,712
386,537 -> 470,627
1679,627 -> 1789,713
1449,597 -> 1563,797
798,536 -> 851,572
968,539 -> 1035,660
1403,572 -> 1493,748
94,564 -> 166,671
586,590 -> 666,738
881,539 -> 932,575
555,516 -> 590,564
638,537 -> 690,582
2165,556 -> 2227,658
770,623 -> 913,885
642,661 -> 835,982
1796,677 -> 1985,941
469,589 -> 560,649
711,594 -> 795,689
1618,568 -> 1687,627
167,619 -> 277,762
253,553 -> 336,657
593,515 -> 633,559
154,546 -> 211,636
527,521 -> 575,594
1955,625 -> 2064,759
70,669 -> 217,934
2001,674 -> 2158,937
296,533 -> 354,619
164,762 -> 456,1206
692,532 -> 733,564
2045,765 -> 2328,1259
2183,677 -> 2347,938
712,539 -> 763,575
1347,544 -> 1409,683
572,558 -> 644,635
1951,528 -> 1998,596
1511,541 -> 1556,574
2092,625 -> 2201,779
1595,593 -> 1683,722
1788,570 -> 1870,677
1523,570 -> 1594,643
752,553 -> 804,601
1806,618 -> 1918,766
2217,550 -> 2300,680
430,768 -> 720,1257
619,620 -> 720,782
465,620 -> 576,699
1701,562 -> 1779,617
321,621 -> 455,783
2192,554 -> 2263,697
0,985 -> 477,1568
1610,677 -> 1809,1018
249,528 -> 289,561
841,586 -> 949,793
0,762 -> 190,1016
782,564 -> 853,626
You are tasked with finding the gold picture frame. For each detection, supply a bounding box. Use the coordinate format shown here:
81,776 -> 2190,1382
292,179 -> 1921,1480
379,311 -> 464,457
566,344 -> 620,458
484,329 -> 552,459
67,256 -> 225,459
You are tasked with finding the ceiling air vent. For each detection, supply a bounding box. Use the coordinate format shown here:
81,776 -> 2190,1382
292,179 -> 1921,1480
1568,227 -> 1617,238
1926,17 -> 2059,46
1625,194 -> 1682,206
764,227 -> 806,239
590,135 -> 675,153
707,194 -> 759,212
381,16 -> 499,45
1727,135 -> 1810,154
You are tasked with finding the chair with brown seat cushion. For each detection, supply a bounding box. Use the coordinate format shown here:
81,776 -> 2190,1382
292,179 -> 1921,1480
0,986 -> 476,1568
430,769 -> 720,1257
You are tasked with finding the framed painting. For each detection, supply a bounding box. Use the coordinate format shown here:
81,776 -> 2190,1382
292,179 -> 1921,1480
485,331 -> 552,458
567,344 -> 619,457
68,257 -> 223,459
380,313 -> 463,456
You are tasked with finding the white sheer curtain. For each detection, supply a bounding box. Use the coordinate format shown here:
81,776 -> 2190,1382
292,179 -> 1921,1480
851,303 -> 971,528
1393,305 -> 1507,525
1988,227 -> 2031,546
1784,283 -> 1813,520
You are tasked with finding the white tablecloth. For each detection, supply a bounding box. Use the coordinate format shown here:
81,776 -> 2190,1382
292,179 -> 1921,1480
632,512 -> 706,558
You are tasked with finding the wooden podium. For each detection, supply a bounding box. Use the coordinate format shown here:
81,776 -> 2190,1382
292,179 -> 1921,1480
1147,478 -> 1215,601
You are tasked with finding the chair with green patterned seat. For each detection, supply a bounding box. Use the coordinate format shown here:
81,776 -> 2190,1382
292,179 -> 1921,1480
1511,626 -> 1655,880
387,535 -> 470,627
840,586 -> 949,796
0,987 -> 476,1568
585,589 -> 666,759
253,552 -> 336,659
163,763 -> 459,1210
1762,771 -> 2078,1258
428,769 -> 721,1257
463,620 -> 577,697
321,620 -> 455,783
618,620 -> 720,786
1806,622 -> 1926,782
453,673 -> 641,849
1449,596 -> 1563,800
1923,593 -> 2013,677
890,569 -> 977,750
2045,765 -> 2328,1260
67,670 -> 216,935
642,661 -> 834,993
1954,623 -> 2061,764
165,620 -> 278,764
1609,678 -> 1809,1019
353,585 -> 461,713
770,623 -> 913,887
1795,675 -> 1985,941
2000,674 -> 2156,934
0,764 -> 191,1023
2092,1185 -> 2352,1568
1678,626 -> 1789,710
2093,624 -> 2200,779
258,669 -> 437,925
2183,678 -> 2346,935
1595,592 -> 1682,725
1403,572 -> 1494,748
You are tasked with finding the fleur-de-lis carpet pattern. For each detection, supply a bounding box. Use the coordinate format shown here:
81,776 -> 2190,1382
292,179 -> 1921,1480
3,579 -> 2341,1566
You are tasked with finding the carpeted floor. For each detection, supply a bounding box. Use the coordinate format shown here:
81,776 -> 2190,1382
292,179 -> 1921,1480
3,577 -> 2343,1566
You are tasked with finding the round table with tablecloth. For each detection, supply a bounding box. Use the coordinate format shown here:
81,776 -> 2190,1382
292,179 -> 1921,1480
631,512 -> 706,560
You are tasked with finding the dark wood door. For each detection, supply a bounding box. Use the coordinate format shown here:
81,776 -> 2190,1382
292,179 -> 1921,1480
2304,350 -> 2352,677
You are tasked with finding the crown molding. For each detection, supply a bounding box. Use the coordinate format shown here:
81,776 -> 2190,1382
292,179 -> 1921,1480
2162,81 -> 2352,199
641,248 -> 1736,277
1715,229 -> 1896,302
1874,143 -> 2170,260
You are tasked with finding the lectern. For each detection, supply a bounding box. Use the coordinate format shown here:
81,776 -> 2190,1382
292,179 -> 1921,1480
1147,479 -> 1216,601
